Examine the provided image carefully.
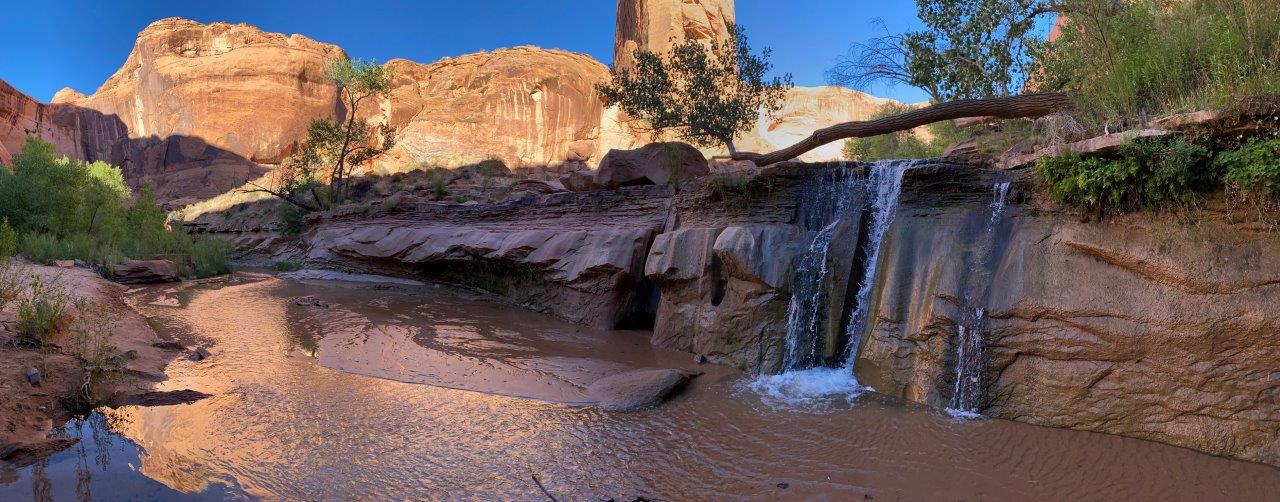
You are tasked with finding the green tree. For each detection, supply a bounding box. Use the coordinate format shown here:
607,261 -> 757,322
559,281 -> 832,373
248,58 -> 396,212
830,0 -> 1053,101
597,24 -> 794,155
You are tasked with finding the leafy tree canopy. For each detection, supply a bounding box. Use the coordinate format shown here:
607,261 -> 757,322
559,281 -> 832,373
597,24 -> 794,155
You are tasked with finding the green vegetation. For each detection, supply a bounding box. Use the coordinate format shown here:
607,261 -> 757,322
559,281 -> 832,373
0,137 -> 231,278
249,58 -> 396,217
1039,0 -> 1280,130
831,0 -> 1048,101
0,218 -> 16,260
842,103 -> 963,161
1217,138 -> 1280,198
1039,137 -> 1215,215
273,261 -> 302,272
17,276 -> 69,346
597,24 -> 794,155
708,174 -> 776,201
70,298 -> 119,394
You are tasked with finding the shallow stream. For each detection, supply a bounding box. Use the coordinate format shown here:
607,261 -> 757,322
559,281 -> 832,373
2,273 -> 1278,500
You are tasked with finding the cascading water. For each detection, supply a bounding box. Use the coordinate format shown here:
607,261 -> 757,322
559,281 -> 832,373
781,166 -> 861,370
946,181 -> 1011,418
838,160 -> 912,367
750,160 -> 914,407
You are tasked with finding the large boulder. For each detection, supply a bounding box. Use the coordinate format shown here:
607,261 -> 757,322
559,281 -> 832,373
112,260 -> 180,284
586,368 -> 699,411
595,142 -> 709,189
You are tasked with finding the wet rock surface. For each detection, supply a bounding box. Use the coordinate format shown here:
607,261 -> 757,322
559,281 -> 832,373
854,166 -> 1280,466
112,259 -> 181,284
586,368 -> 700,411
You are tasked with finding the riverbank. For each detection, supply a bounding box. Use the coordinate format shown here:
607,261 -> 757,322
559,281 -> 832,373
0,262 -> 181,466
3,271 -> 1277,500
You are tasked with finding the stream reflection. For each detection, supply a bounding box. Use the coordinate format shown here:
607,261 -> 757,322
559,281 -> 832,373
2,273 -> 1278,500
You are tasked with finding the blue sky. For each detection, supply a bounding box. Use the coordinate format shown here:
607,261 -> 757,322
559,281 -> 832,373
1,0 -> 933,103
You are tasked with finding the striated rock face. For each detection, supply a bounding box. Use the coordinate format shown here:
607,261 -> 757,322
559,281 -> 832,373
300,186 -> 673,329
614,0 -> 736,71
0,79 -> 81,165
61,17 -> 344,200
371,48 -> 616,170
78,17 -> 344,164
853,166 -> 1280,467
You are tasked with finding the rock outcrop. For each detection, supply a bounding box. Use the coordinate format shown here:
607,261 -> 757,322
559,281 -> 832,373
370,48 -> 617,171
594,142 -> 709,189
851,165 -> 1280,467
738,86 -> 909,162
614,0 -> 736,72
586,368 -> 699,411
112,259 -> 181,284
0,79 -> 81,165
300,186 -> 674,329
61,17 -> 344,200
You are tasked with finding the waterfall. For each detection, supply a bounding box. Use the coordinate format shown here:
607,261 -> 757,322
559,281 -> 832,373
839,160 -> 912,367
749,160 -> 914,407
946,181 -> 1011,417
781,167 -> 861,370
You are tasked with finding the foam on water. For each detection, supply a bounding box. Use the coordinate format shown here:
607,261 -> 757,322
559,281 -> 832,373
746,367 -> 868,409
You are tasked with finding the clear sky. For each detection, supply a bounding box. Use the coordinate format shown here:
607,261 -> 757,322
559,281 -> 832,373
0,0 -> 934,103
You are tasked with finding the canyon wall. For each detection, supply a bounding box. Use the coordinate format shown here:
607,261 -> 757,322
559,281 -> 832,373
854,172 -> 1280,466
371,48 -> 616,171
613,0 -> 736,71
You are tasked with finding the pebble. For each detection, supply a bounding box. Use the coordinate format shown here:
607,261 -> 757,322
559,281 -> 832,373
777,481 -> 789,489
189,346 -> 212,361
24,367 -> 40,386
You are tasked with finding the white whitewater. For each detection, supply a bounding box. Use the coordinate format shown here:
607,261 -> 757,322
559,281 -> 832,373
946,181 -> 1011,418
780,166 -> 861,371
751,160 -> 914,407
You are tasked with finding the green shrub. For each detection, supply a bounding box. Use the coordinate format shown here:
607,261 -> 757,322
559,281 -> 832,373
0,261 -> 23,312
277,202 -> 306,236
1039,137 -> 1214,215
190,238 -> 233,278
18,277 -> 68,346
70,298 -> 116,374
1218,138 -> 1280,197
1039,0 -> 1280,129
273,261 -> 302,272
0,218 -> 16,260
1,139 -> 232,277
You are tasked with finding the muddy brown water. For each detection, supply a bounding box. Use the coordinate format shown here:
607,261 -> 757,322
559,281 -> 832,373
1,272 -> 1277,500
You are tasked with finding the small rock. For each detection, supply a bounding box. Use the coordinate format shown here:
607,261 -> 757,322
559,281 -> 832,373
122,350 -> 138,360
52,260 -> 75,269
695,354 -> 707,364
777,481 -> 789,489
24,367 -> 40,386
152,341 -> 185,351
189,347 -> 212,361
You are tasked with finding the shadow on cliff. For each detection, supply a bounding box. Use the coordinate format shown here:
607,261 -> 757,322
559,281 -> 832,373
50,103 -> 269,204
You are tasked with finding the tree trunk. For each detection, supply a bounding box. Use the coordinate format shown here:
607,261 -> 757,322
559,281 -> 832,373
732,92 -> 1073,166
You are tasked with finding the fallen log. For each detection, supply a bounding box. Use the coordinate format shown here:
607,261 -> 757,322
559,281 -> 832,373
732,92 -> 1073,166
